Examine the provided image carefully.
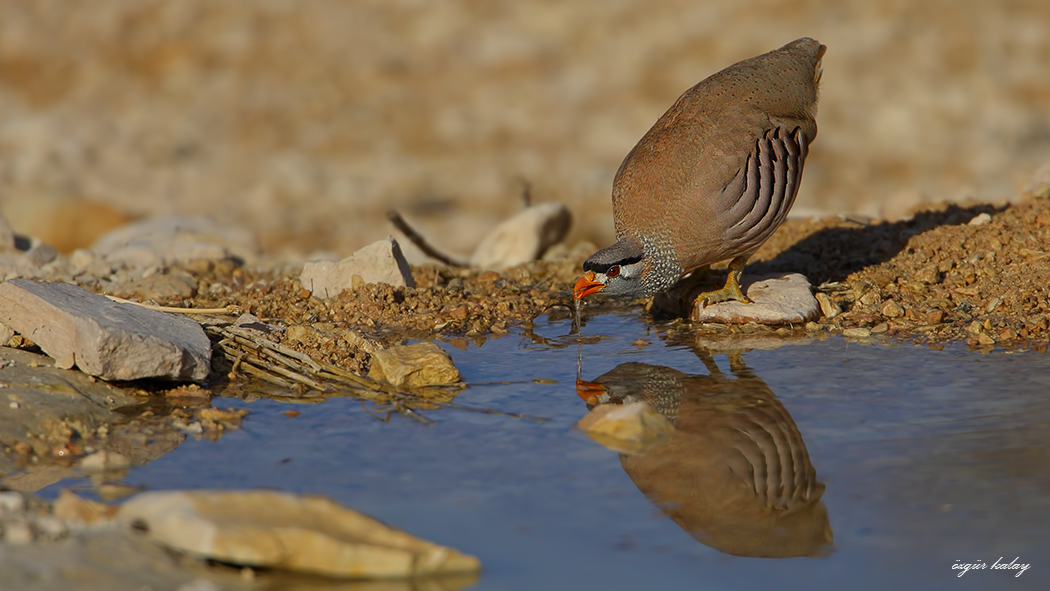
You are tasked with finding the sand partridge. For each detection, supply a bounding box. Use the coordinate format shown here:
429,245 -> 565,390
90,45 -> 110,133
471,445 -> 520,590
574,38 -> 825,306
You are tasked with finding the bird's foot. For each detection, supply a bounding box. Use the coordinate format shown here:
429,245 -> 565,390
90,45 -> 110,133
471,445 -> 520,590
694,255 -> 752,309
694,283 -> 752,309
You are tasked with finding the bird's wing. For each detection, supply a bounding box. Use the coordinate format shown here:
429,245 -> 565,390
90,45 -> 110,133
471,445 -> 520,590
715,125 -> 809,257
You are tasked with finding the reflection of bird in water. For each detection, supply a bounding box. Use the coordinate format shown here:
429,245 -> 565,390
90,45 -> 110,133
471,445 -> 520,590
577,352 -> 833,558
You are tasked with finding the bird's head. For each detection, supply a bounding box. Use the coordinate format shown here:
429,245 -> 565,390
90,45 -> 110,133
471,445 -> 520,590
573,239 -> 647,300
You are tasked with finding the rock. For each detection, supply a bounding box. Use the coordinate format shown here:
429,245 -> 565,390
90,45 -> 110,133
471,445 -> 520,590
814,292 -> 840,319
0,279 -> 211,381
926,309 -> 945,324
977,332 -> 995,346
368,342 -> 460,387
1022,161 -> 1050,199
92,216 -> 259,270
966,320 -> 983,335
79,451 -> 132,473
968,212 -> 992,226
469,203 -> 572,270
233,313 -> 284,336
0,320 -> 13,344
0,347 -> 142,489
915,264 -> 941,284
576,401 -> 675,455
117,490 -> 482,579
53,490 -> 119,524
112,272 -> 198,300
880,299 -> 904,318
842,327 -> 872,338
300,237 -> 415,299
654,273 -> 820,324
24,239 -> 58,267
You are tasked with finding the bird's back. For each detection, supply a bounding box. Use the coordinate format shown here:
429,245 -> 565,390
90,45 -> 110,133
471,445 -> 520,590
612,38 -> 825,272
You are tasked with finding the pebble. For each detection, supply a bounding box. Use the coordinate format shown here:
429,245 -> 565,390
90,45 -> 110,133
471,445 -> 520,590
117,490 -> 482,578
469,202 -> 573,270
880,299 -> 904,318
977,332 -> 995,346
968,212 -> 992,226
0,279 -> 212,381
843,327 -> 872,338
815,292 -> 841,319
300,237 -> 416,299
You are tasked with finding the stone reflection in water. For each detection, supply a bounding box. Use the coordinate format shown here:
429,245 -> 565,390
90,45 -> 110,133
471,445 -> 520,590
577,351 -> 834,558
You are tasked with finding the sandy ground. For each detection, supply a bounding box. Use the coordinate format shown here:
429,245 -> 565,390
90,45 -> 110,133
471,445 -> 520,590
1,0 -> 1049,261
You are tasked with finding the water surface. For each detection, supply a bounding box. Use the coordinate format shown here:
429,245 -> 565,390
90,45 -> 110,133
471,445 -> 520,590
41,312 -> 1050,590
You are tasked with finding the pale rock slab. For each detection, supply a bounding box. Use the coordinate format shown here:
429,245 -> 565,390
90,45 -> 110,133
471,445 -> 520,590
576,401 -> 675,455
653,273 -> 819,325
470,202 -> 572,270
0,279 -> 211,381
300,237 -> 415,299
117,490 -> 482,579
92,216 -> 260,269
368,342 -> 460,387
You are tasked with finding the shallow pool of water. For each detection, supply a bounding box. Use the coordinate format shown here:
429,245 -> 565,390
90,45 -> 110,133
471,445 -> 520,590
42,311 -> 1050,590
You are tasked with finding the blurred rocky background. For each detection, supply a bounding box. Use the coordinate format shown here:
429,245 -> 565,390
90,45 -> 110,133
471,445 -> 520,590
1,0 -> 1048,261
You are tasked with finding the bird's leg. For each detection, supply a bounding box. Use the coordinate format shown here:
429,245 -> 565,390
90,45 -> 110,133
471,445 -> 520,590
694,255 -> 752,308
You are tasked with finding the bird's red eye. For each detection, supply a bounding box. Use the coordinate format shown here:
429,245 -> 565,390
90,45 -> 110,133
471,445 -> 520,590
607,265 -> 620,278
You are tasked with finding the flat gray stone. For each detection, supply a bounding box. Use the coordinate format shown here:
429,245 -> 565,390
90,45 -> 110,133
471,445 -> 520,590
0,279 -> 211,381
300,237 -> 415,298
469,202 -> 572,270
653,273 -> 820,325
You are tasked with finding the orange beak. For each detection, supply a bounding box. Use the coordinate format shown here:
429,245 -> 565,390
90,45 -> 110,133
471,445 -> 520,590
573,271 -> 605,300
575,379 -> 608,405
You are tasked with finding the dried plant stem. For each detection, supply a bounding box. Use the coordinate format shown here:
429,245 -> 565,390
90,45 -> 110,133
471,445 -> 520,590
386,210 -> 468,267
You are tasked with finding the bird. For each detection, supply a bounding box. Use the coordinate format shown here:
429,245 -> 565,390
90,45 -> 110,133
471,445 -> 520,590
574,38 -> 825,307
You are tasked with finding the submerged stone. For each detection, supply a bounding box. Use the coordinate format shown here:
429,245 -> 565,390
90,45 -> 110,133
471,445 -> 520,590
117,490 -> 482,579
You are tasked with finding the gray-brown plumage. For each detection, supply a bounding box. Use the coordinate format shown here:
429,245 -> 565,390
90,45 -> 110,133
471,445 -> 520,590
574,38 -> 825,305
579,359 -> 832,558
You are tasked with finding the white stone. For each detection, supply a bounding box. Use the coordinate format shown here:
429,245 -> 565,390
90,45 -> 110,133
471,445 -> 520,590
653,273 -> 820,324
470,203 -> 572,270
117,490 -> 481,579
968,212 -> 991,226
0,279 -> 212,381
300,237 -> 415,299
92,216 -> 260,269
